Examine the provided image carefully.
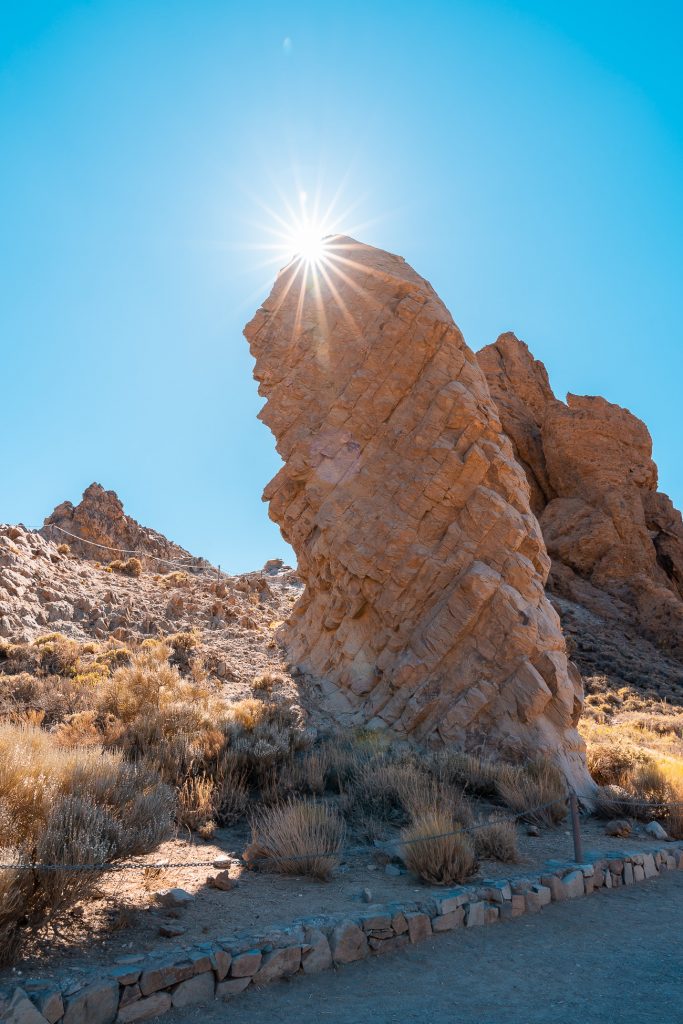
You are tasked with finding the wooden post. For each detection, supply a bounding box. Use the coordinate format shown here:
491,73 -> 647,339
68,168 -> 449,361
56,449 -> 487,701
569,792 -> 583,864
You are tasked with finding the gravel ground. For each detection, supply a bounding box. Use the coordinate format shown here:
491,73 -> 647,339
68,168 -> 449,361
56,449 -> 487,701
167,870 -> 683,1024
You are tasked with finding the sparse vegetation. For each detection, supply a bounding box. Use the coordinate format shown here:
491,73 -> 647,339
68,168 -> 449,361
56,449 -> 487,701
496,757 -> 568,825
244,798 -> 345,880
474,813 -> 519,862
107,556 -> 142,578
0,722 -> 172,964
400,808 -> 476,885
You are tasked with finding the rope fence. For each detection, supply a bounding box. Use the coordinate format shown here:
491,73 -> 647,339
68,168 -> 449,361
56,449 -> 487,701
2,792 -> 679,873
47,524 -> 219,577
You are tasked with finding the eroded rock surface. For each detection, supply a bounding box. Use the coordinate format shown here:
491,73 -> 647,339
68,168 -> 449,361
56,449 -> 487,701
245,237 -> 590,790
41,482 -> 208,570
477,332 -> 683,668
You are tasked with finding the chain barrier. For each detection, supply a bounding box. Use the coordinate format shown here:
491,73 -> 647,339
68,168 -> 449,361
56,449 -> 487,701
0,796 -> 569,871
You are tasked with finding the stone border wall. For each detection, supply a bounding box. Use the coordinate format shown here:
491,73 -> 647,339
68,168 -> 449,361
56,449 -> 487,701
4,844 -> 682,1024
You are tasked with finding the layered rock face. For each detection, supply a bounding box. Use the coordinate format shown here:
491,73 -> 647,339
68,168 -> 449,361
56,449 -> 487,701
478,333 -> 683,661
245,238 -> 590,790
42,483 -> 207,571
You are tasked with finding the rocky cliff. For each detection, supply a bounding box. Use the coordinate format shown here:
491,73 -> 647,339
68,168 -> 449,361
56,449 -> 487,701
477,333 -> 683,669
245,237 -> 591,791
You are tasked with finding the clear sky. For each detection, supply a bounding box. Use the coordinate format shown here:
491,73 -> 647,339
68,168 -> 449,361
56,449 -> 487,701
2,1 -> 682,572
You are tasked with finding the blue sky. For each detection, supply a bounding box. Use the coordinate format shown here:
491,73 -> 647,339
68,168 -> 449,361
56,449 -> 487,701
2,1 -> 682,572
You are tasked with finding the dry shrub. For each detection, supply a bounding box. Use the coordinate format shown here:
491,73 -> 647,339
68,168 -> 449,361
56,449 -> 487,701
0,723 -> 173,964
474,813 -> 519,862
168,631 -> 201,674
244,799 -> 345,880
56,543 -> 70,555
228,697 -> 270,731
346,755 -> 473,829
496,757 -> 567,825
594,761 -> 671,821
177,775 -> 216,833
400,808 -> 475,885
108,557 -> 142,578
214,754 -> 250,825
252,671 -> 283,694
432,750 -> 511,798
586,741 -> 646,787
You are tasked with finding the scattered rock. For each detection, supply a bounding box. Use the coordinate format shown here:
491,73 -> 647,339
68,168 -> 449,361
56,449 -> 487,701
644,821 -> 669,840
526,825 -> 540,837
361,888 -> 373,903
206,871 -> 238,892
605,819 -> 632,838
155,888 -> 194,909
158,924 -> 186,938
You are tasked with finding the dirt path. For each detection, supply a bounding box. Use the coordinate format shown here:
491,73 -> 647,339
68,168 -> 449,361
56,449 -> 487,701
168,871 -> 683,1024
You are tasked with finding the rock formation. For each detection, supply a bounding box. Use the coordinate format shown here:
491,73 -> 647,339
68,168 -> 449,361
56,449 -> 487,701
245,237 -> 591,791
42,483 -> 208,571
477,332 -> 683,663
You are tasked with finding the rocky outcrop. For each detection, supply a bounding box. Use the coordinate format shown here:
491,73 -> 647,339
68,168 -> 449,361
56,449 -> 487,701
477,333 -> 683,662
245,237 -> 591,791
41,483 -> 207,571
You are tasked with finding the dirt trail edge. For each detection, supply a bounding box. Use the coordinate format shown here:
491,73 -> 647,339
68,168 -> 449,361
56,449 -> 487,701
167,871 -> 683,1024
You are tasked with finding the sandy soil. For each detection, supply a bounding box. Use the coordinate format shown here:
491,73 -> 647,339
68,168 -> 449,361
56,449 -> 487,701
168,870 -> 683,1024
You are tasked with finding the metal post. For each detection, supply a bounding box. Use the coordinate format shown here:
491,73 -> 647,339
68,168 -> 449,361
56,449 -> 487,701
217,564 -> 221,584
569,792 -> 583,864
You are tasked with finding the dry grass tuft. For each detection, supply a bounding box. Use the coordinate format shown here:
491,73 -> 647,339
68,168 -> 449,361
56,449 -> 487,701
244,799 -> 345,880
474,813 -> 519,862
496,757 -> 567,825
400,808 -> 475,885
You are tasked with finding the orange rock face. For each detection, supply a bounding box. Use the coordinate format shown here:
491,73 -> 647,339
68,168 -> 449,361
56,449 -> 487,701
42,483 -> 208,571
245,238 -> 591,791
477,333 -> 683,659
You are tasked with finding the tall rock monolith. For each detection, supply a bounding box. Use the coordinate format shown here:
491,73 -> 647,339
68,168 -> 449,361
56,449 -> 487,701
245,238 -> 592,792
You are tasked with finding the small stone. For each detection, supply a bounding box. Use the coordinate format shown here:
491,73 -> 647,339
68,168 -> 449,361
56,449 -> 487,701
171,973 -> 215,1008
526,825 -> 540,837
1,988 -> 50,1024
253,946 -> 301,986
230,950 -> 262,978
207,871 -> 238,892
139,959 -> 195,996
633,864 -> 645,882
159,924 -> 186,938
384,864 -> 402,877
212,855 -> 233,869
644,821 -> 669,840
63,979 -> 118,1024
605,819 -> 631,838
642,853 -> 658,878
211,949 -> 232,982
361,888 -> 373,903
329,920 -> 369,964
116,992 -> 172,1022
27,988 -> 64,1024
119,984 -> 141,1009
405,912 -> 432,944
465,902 -> 488,927
216,978 -> 251,1000
156,887 -> 194,909
301,929 -> 333,975
431,908 -> 465,932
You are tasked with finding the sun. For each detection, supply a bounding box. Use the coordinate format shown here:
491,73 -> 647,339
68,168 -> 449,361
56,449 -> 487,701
289,222 -> 328,266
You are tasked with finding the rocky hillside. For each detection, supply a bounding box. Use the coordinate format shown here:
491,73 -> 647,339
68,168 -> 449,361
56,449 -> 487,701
477,333 -> 683,700
0,486 -> 302,698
